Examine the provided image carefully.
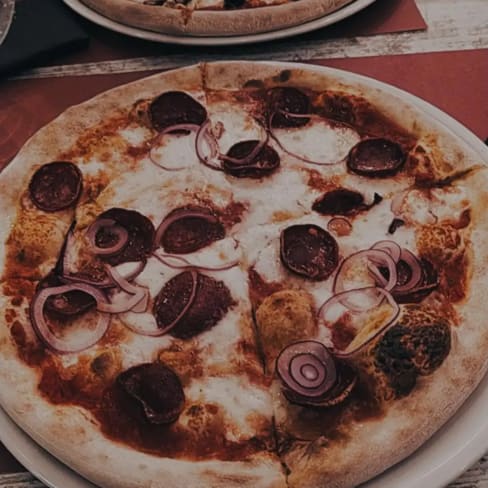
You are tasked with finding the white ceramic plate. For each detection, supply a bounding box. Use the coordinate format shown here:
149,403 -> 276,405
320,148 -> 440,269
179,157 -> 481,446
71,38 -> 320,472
1,63 -> 488,488
62,0 -> 376,46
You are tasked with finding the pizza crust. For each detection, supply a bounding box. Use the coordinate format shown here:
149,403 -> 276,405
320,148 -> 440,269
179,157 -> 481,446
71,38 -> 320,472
1,62 -> 488,488
78,0 -> 353,36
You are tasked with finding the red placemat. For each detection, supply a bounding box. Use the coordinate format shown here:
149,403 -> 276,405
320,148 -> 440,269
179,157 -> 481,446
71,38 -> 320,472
43,0 -> 426,66
2,49 -> 486,172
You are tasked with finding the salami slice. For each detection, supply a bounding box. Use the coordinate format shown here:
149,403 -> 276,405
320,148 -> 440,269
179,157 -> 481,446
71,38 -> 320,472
267,87 -> 310,128
149,91 -> 207,132
222,140 -> 280,178
95,208 -> 155,265
347,138 -> 406,177
157,206 -> 225,254
280,224 -> 339,281
313,189 -> 365,216
29,162 -> 82,212
118,363 -> 185,424
153,271 -> 233,339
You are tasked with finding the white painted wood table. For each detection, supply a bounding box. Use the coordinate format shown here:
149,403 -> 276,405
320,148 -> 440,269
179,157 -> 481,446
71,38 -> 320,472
2,0 -> 488,487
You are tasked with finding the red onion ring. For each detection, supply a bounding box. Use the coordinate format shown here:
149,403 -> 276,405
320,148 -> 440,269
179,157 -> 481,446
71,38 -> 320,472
393,249 -> 423,293
195,120 -> 222,171
319,287 -> 399,357
104,264 -> 142,295
370,240 -> 402,263
149,123 -> 200,171
86,218 -> 129,256
219,131 -> 270,167
276,341 -> 337,398
155,208 -> 220,251
30,284 -> 110,354
98,288 -> 148,314
333,249 -> 398,295
152,249 -> 239,272
268,112 -> 345,167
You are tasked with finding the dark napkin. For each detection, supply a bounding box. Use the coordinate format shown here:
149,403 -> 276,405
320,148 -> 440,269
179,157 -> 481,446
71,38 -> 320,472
0,0 -> 89,77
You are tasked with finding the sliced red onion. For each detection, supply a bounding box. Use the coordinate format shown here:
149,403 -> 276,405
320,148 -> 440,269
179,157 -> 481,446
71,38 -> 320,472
155,208 -> 220,250
114,260 -> 147,282
97,288 -> 148,314
195,120 -> 222,171
333,249 -> 398,295
104,264 -> 146,295
220,130 -> 269,167
393,249 -> 423,293
153,249 -> 239,272
269,112 -> 345,167
60,272 -> 114,289
371,240 -> 401,263
319,287 -> 399,356
30,284 -> 110,354
86,218 -> 129,256
276,341 -> 337,398
149,123 -> 200,171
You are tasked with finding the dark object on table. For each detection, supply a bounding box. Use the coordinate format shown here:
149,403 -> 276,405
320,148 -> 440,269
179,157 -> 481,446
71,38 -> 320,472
0,0 -> 89,77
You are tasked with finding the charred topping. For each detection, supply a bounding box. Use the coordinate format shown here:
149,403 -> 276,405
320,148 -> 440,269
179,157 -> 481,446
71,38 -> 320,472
374,320 -> 451,397
415,167 -> 477,189
388,218 -> 405,235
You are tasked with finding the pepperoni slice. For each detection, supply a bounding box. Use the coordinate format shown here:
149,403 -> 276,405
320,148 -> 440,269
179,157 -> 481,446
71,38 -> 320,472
158,206 -> 225,254
37,272 -> 96,318
267,87 -> 310,128
223,140 -> 280,178
347,138 -> 406,177
95,208 -> 155,265
29,162 -> 82,212
153,271 -> 233,339
280,224 -> 339,281
149,91 -> 207,132
313,189 -> 365,216
118,363 -> 185,424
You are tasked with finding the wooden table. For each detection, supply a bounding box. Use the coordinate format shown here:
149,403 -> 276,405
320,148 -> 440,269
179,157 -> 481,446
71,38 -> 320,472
1,0 -> 488,486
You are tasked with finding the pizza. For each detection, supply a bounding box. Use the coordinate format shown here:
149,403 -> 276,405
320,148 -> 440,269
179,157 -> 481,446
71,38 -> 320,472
0,61 -> 487,488
78,0 -> 353,36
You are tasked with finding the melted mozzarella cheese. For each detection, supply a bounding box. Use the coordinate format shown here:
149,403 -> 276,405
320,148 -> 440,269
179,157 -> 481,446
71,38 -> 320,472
183,376 -> 273,441
273,121 -> 360,166
207,101 -> 264,154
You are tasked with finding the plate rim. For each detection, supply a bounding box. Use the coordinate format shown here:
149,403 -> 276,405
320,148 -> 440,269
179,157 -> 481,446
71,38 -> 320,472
1,60 -> 487,488
62,0 -> 377,46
